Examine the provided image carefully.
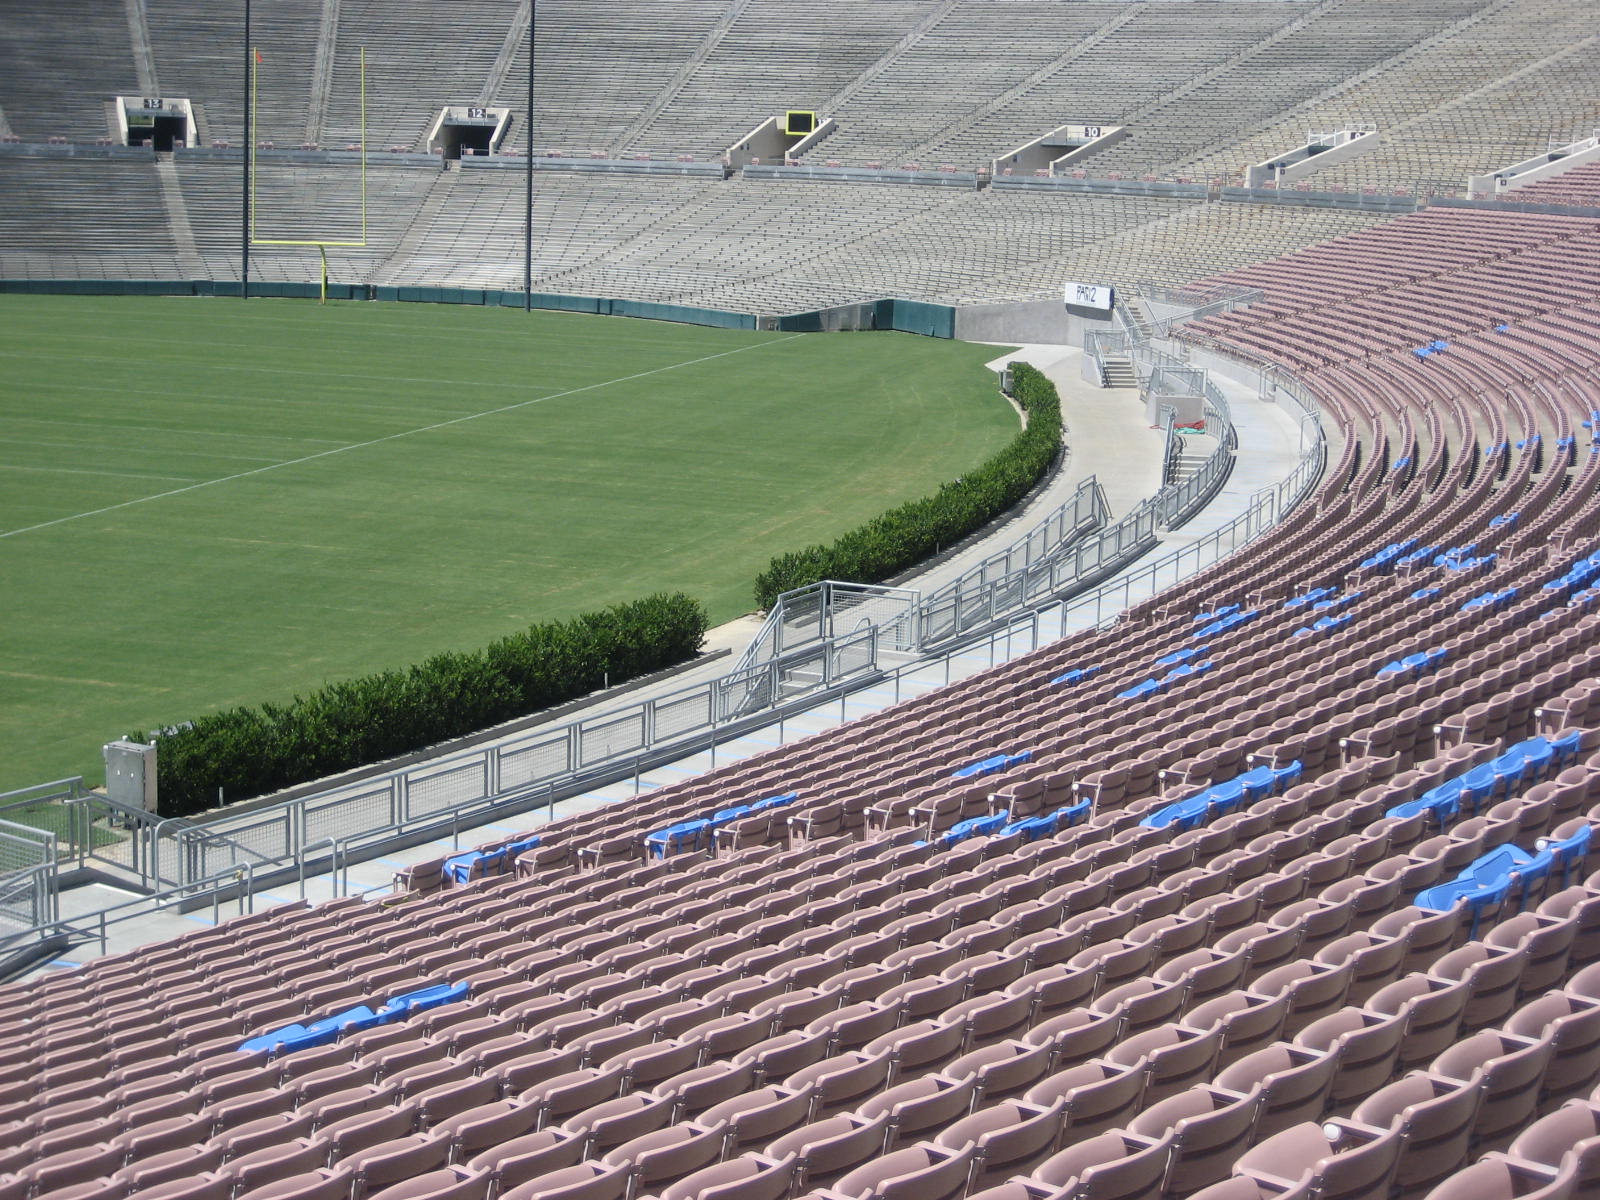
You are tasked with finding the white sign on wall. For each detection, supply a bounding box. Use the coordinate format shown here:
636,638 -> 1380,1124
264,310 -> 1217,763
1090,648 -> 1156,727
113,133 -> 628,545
1064,282 -> 1114,311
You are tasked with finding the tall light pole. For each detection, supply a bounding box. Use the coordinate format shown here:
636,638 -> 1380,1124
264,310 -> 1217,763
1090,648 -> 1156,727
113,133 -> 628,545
523,0 -> 534,311
242,0 -> 252,299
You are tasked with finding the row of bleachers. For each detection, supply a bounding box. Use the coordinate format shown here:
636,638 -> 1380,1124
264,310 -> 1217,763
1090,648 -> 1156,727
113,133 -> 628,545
911,1 -> 1315,172
1083,0 -> 1487,178
489,1 -> 730,157
11,0 -> 1594,182
810,2 -> 1132,168
144,0 -> 323,152
1509,162 -> 1600,209
0,157 -> 178,267
8,204 -> 1600,1200
1179,1 -> 1600,195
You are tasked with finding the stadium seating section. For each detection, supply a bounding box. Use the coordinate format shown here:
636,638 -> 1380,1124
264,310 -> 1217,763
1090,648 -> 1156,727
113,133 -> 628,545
8,2 -> 1600,1198
2,0 -> 1598,307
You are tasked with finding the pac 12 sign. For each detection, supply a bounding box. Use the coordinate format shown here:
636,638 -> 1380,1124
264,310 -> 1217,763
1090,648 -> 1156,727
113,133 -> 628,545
1065,282 -> 1114,311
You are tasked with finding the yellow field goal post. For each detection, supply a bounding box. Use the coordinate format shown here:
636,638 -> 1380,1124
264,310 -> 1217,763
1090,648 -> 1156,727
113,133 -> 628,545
249,45 -> 367,302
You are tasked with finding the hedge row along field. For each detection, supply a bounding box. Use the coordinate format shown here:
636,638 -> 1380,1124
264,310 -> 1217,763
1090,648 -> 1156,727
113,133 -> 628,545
753,361 -> 1063,609
139,593 -> 709,817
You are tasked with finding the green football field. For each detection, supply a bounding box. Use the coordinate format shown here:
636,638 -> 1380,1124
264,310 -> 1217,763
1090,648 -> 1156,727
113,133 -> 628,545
0,295 -> 1018,794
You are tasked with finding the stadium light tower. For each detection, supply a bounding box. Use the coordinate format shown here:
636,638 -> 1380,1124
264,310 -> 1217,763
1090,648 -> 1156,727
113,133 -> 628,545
524,0 -> 534,311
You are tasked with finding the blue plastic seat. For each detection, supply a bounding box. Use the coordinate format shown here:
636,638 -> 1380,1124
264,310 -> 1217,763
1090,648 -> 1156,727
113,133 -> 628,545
1457,763 -> 1499,816
1155,645 -> 1207,666
1118,679 -> 1163,700
1389,778 -> 1462,826
1236,767 -> 1277,805
238,1024 -> 314,1055
1051,666 -> 1101,686
645,818 -> 710,858
377,981 -> 470,1022
1271,761 -> 1304,793
1506,738 -> 1553,784
1417,846 -> 1530,935
751,792 -> 799,811
1511,847 -> 1555,908
443,850 -> 499,886
1551,729 -> 1583,767
953,751 -> 1030,779
1283,588 -> 1334,610
1000,813 -> 1058,842
1140,793 -> 1210,832
1056,799 -> 1093,828
305,1005 -> 382,1038
941,811 -> 1009,846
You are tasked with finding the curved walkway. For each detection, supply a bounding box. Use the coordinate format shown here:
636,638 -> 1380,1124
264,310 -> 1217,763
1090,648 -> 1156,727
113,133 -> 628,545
34,342 -> 1306,973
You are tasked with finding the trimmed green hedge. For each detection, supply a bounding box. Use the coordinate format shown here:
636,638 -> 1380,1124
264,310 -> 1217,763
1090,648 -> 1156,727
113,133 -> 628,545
139,593 -> 709,817
753,361 -> 1062,608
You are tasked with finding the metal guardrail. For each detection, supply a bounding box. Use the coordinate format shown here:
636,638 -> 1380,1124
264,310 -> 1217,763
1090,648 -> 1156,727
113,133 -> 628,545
0,864 -> 257,968
737,477 -> 1108,676
0,329 -> 1328,961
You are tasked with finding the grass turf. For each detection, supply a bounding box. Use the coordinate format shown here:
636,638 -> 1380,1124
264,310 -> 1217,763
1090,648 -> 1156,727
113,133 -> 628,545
0,294 -> 1018,793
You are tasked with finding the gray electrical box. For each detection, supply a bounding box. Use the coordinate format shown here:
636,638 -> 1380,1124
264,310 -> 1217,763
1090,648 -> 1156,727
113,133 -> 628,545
104,740 -> 158,812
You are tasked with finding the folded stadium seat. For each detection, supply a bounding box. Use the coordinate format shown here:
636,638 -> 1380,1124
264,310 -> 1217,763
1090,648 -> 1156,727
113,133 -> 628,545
1484,911 -> 1578,998
648,1151 -> 797,1200
764,1112 -> 892,1192
564,1091 -> 676,1155
1252,960 -> 1355,1037
16,1143 -> 126,1198
1024,1128 -> 1173,1200
1153,948 -> 1249,1010
1105,1024 -> 1224,1106
1432,1029 -> 1555,1154
1312,931 -> 1409,1005
828,1141 -> 973,1200
494,1161 -> 629,1200
1215,1042 -> 1338,1141
1022,1007 -> 1123,1073
1220,920 -> 1304,983
699,1084 -> 817,1153
220,1139 -> 335,1194
783,1051 -> 894,1121
1430,941 -> 1531,1031
1351,1072 -> 1482,1198
1368,905 -> 1466,973
341,1131 -> 455,1198
1293,1005 -> 1408,1107
944,992 -> 1036,1053
602,1121 -> 727,1198
862,1017 -> 969,1092
116,1145 -> 232,1200
1024,1062 -> 1152,1145
1417,1153 -> 1575,1200
1558,882 -> 1600,967
1129,1085 -> 1262,1198
1229,1120 -> 1402,1200
1090,977 -> 1189,1040
855,1074 -> 976,1153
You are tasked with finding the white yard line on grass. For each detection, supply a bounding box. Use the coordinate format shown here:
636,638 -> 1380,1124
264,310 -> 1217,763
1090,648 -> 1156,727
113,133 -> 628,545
0,334 -> 804,540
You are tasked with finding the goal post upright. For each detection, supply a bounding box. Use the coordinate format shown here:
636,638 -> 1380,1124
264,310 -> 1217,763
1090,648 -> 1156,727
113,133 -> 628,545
249,44 -> 368,303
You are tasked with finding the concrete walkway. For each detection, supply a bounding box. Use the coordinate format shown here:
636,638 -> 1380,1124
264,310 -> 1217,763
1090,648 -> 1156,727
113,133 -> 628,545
25,345 -> 1308,977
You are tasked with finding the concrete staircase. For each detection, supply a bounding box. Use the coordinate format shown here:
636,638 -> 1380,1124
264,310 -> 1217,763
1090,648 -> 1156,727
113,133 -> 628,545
1100,358 -> 1138,389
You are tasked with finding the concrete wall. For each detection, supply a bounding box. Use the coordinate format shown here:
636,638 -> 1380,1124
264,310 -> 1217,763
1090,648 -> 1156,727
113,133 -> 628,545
1245,129 -> 1380,188
953,298 -> 1116,346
